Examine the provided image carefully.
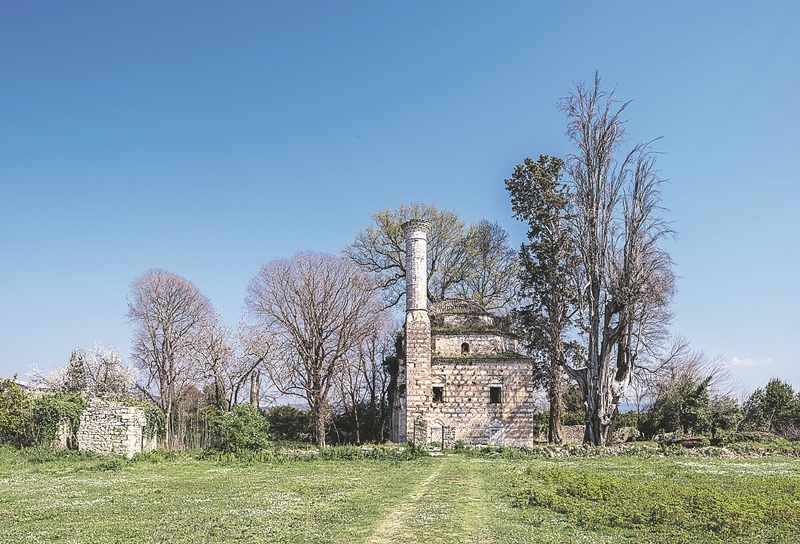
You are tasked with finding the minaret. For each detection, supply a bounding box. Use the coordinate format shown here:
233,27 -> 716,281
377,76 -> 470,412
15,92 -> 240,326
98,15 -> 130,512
402,219 -> 431,445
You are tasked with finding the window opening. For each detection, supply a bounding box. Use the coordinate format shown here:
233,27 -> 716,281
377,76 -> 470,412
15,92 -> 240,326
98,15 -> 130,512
399,384 -> 406,397
432,386 -> 444,403
461,342 -> 470,355
490,386 -> 502,404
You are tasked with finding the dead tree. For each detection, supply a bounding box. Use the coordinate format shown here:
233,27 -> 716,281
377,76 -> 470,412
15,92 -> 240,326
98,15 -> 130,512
127,268 -> 214,448
559,74 -> 675,445
246,252 -> 385,447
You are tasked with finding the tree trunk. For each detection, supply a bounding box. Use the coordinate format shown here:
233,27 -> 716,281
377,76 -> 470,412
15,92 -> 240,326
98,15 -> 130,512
548,364 -> 563,444
250,370 -> 260,406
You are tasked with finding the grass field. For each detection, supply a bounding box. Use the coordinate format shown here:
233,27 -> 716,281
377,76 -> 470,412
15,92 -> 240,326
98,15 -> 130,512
1,446 -> 799,543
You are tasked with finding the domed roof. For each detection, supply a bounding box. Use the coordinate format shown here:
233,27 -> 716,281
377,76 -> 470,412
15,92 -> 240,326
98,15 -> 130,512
428,298 -> 490,317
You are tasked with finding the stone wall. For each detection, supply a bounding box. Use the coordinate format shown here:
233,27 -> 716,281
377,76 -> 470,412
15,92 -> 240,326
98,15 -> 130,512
432,333 -> 518,357
405,310 -> 431,444
559,425 -> 636,445
441,313 -> 493,329
420,357 -> 538,447
77,398 -> 155,457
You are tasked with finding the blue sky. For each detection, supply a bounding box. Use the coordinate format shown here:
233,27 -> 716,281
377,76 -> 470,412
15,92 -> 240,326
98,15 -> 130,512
1,1 -> 798,396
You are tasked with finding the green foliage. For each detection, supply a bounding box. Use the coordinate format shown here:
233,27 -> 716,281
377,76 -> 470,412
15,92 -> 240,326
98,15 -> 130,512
615,411 -> 640,430
709,395 -> 743,437
562,410 -> 585,426
210,403 -> 270,453
644,377 -> 712,437
264,405 -> 312,441
121,398 -> 164,440
743,378 -> 799,437
513,460 -> 800,541
1,384 -> 87,449
0,377 -> 33,447
29,392 -> 87,446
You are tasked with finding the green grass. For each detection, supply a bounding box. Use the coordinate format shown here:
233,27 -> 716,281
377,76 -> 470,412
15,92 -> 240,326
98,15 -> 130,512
1,446 -> 799,543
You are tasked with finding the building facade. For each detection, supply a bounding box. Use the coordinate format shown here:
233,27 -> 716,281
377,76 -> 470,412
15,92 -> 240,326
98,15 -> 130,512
391,220 -> 539,447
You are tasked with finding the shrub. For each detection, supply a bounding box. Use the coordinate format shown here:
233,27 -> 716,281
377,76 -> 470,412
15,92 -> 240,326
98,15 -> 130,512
742,378 -> 799,437
264,405 -> 311,441
30,392 -> 87,447
0,378 -> 33,447
210,403 -> 270,452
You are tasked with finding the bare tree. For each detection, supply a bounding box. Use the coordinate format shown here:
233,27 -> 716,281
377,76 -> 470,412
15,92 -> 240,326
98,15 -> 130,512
631,336 -> 741,410
127,268 -> 214,448
332,314 -> 395,444
455,219 -> 520,313
192,316 -> 236,410
234,320 -> 276,408
345,203 -> 519,312
558,74 -> 675,445
246,252 -> 385,446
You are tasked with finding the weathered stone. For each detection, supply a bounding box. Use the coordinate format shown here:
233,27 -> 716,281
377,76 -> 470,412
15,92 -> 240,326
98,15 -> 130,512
392,220 -> 539,448
77,398 -> 155,457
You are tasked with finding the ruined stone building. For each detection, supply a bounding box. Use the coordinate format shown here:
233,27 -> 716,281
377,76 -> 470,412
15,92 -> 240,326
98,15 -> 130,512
76,398 -> 156,457
391,219 -> 539,447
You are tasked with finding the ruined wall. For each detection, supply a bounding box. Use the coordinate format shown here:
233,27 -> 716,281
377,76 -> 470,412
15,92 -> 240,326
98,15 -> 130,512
77,398 -> 155,457
422,357 -> 538,447
560,425 -> 636,445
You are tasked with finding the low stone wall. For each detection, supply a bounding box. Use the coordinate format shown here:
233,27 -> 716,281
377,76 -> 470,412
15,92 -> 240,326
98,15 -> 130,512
77,398 -> 155,457
560,425 -> 635,445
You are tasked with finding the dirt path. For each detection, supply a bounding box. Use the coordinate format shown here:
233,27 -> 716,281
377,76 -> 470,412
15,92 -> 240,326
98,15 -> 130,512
367,459 -> 490,544
367,468 -> 443,544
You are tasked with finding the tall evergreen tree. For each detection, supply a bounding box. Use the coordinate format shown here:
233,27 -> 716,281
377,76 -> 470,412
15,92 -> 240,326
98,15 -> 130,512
65,350 -> 87,394
506,155 -> 577,443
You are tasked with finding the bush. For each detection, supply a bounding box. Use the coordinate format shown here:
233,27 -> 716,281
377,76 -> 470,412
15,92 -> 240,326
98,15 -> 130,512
210,403 -> 270,453
562,410 -> 585,426
0,378 -> 33,447
264,405 -> 312,441
30,392 -> 87,447
742,378 -> 799,437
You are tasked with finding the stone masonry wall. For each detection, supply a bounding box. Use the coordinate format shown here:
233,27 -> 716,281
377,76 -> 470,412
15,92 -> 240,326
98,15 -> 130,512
77,398 -> 155,457
405,311 -> 431,444
441,314 -> 493,329
433,333 -> 518,357
423,357 -> 538,447
402,220 -> 432,445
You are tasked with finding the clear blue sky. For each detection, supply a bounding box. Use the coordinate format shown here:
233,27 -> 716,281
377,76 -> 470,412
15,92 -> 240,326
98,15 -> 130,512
2,1 -> 798,396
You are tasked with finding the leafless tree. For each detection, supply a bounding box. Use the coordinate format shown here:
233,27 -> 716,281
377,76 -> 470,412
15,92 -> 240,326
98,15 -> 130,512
558,74 -> 676,445
127,268 -> 215,448
332,315 -> 395,444
246,252 -> 385,446
630,336 -> 742,411
455,219 -> 520,313
191,316 -> 236,410
235,320 -> 277,407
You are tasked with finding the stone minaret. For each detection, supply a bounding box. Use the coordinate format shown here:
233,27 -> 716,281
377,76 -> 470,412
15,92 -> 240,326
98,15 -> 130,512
402,219 -> 431,444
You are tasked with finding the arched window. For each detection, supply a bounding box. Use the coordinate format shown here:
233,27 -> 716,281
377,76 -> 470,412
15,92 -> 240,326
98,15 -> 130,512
461,342 -> 470,355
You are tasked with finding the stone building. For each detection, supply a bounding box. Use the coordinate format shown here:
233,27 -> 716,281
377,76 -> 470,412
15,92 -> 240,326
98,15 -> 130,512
391,220 -> 539,447
77,398 -> 156,457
